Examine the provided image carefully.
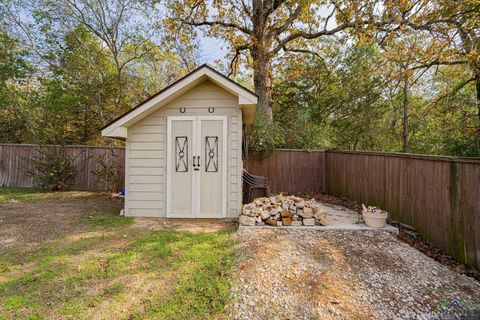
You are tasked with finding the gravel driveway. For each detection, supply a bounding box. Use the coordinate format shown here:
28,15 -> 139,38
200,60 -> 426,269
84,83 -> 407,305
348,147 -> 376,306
229,229 -> 480,320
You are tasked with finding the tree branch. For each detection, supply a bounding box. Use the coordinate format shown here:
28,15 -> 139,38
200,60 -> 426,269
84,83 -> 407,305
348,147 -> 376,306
270,22 -> 356,55
410,60 -> 468,70
229,43 -> 250,76
180,19 -> 253,35
282,46 -> 322,59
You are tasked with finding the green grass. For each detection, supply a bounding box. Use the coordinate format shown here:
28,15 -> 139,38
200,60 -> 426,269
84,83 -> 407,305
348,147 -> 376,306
0,187 -> 70,203
0,190 -> 235,320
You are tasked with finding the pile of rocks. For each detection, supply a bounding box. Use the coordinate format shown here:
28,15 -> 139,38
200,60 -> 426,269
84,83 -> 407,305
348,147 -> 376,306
239,195 -> 327,227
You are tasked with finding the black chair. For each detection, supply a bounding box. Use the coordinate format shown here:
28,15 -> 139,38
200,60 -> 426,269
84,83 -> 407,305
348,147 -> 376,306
242,169 -> 270,204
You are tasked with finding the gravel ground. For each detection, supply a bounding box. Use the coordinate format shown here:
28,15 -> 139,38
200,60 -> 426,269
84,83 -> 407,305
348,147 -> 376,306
228,229 -> 480,320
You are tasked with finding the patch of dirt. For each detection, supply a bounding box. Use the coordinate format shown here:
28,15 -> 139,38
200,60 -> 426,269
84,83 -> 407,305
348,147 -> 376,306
131,217 -> 237,233
0,192 -> 123,250
229,229 -> 480,320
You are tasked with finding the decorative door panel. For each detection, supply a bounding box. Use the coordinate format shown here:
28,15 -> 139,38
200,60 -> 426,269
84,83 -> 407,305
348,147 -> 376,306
197,118 -> 226,217
167,116 -> 226,218
167,117 -> 195,217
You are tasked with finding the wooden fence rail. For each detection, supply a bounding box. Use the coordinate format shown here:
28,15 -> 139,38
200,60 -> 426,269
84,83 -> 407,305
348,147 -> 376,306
1,144 -> 479,269
326,150 -> 480,270
0,144 -> 125,191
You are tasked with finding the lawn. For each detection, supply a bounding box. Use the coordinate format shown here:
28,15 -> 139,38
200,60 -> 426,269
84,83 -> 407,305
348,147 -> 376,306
0,188 -> 235,320
0,187 -> 53,203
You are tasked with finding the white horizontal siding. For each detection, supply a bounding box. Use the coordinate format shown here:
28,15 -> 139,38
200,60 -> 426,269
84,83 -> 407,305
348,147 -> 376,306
129,167 -> 164,175
128,208 -> 163,217
129,175 -> 163,184
129,125 -> 163,133
227,114 -> 241,217
129,142 -> 163,151
129,133 -> 164,142
130,183 -> 163,192
129,200 -> 163,209
133,116 -> 164,126
129,150 -> 164,159
130,158 -> 163,167
125,113 -> 165,217
129,191 -> 164,201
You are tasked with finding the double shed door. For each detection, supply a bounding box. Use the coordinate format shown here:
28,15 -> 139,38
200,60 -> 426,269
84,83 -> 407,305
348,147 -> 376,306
166,116 -> 227,218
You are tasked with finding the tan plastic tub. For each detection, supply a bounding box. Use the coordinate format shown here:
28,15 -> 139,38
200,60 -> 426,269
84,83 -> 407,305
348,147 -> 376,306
362,211 -> 388,228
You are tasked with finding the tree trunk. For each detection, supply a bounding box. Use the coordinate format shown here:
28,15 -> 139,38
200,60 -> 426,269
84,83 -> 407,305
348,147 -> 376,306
252,55 -> 273,121
251,0 -> 273,123
402,71 -> 409,153
476,75 -> 480,126
476,75 -> 480,150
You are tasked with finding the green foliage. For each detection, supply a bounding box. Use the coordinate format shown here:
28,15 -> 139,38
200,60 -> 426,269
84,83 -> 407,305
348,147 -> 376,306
0,2 -> 190,146
248,112 -> 285,158
269,42 -> 480,156
30,148 -> 77,191
1,1 -> 479,157
272,44 -> 392,151
0,29 -> 35,143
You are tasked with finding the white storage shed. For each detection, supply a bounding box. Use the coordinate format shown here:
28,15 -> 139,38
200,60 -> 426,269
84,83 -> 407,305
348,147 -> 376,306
101,65 -> 258,218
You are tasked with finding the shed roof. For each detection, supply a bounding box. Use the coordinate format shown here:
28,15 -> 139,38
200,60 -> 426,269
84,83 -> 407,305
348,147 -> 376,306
101,64 -> 257,138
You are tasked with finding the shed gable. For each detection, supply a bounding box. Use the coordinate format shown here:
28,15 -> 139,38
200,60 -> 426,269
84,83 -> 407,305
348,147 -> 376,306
101,65 -> 257,139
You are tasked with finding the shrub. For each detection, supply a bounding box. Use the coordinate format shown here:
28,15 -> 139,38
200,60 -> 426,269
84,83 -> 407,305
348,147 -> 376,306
248,112 -> 285,158
30,147 -> 77,191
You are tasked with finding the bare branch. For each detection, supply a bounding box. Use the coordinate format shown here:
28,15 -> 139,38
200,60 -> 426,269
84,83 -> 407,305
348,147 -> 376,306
180,19 -> 253,35
229,43 -> 250,76
282,46 -> 322,59
270,22 -> 356,55
323,5 -> 336,31
410,60 -> 468,70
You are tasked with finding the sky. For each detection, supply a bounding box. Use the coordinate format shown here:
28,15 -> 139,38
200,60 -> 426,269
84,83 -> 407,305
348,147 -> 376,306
199,36 -> 228,64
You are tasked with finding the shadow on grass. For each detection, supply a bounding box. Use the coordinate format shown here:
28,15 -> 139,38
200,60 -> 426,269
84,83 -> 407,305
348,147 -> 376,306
0,207 -> 235,320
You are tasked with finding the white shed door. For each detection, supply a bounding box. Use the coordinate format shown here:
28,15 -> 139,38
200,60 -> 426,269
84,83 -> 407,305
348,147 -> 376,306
166,116 -> 227,218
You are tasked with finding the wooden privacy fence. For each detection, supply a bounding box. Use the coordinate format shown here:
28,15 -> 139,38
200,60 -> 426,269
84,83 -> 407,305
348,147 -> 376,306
1,145 -> 326,193
0,144 -> 125,191
1,144 -> 479,269
245,149 -> 326,193
326,150 -> 480,269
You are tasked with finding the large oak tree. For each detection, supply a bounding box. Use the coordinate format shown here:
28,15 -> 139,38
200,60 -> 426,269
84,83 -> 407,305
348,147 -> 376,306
167,0 -> 393,121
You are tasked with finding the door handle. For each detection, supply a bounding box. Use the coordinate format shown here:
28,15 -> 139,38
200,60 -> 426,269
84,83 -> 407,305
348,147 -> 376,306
193,156 -> 200,171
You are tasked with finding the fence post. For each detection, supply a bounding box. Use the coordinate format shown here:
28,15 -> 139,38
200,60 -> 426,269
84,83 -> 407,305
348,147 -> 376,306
323,150 -> 327,193
449,161 -> 463,262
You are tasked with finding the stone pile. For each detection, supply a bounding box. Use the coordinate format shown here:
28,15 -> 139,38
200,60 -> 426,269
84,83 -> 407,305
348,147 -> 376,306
239,195 -> 327,227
